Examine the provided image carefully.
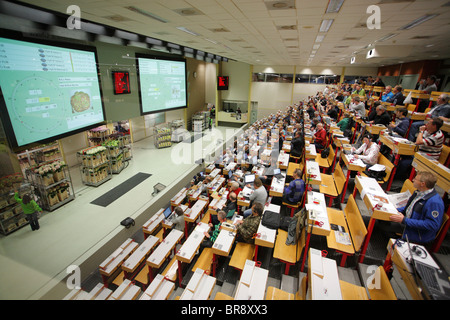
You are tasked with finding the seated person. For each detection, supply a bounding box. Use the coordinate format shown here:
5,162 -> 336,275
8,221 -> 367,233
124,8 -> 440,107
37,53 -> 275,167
227,181 -> 242,200
290,130 -> 304,158
381,85 -> 394,102
243,177 -> 267,218
415,118 -> 445,160
408,93 -> 450,141
351,133 -> 380,168
337,113 -> 351,132
200,210 -> 227,250
282,168 -> 305,206
368,105 -> 391,126
388,171 -> 445,245
235,202 -> 263,244
199,175 -> 213,196
418,75 -> 438,93
313,122 -> 327,150
172,206 -> 185,232
396,118 -> 444,179
348,95 -> 366,118
386,85 -> 404,105
389,108 -> 409,137
211,192 -> 238,225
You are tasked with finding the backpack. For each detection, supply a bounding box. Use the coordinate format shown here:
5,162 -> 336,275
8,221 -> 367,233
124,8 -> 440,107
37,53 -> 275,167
261,210 -> 280,229
321,147 -> 330,158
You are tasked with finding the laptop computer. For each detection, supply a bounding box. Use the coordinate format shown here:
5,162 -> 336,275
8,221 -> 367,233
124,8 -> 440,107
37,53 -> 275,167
244,174 -> 255,185
405,236 -> 450,300
163,207 -> 172,218
273,168 -> 284,180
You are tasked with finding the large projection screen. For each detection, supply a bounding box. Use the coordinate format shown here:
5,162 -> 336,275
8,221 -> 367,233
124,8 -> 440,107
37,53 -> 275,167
136,54 -> 187,115
0,35 -> 105,148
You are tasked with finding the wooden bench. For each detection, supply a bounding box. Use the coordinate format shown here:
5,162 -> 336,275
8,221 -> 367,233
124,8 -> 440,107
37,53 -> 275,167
273,228 -> 305,275
265,286 -> 295,300
339,280 -> 369,300
315,145 -> 335,174
192,247 -> 214,274
325,195 -> 367,267
229,242 -> 255,273
361,154 -> 394,186
214,292 -> 234,300
366,266 -> 397,300
319,162 -> 346,207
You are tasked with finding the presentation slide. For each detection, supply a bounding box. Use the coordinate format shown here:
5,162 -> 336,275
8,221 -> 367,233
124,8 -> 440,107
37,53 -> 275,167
136,55 -> 187,115
0,37 -> 105,147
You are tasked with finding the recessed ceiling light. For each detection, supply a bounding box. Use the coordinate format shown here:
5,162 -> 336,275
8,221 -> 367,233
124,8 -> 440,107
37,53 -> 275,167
319,19 -> 334,32
326,0 -> 345,13
398,14 -> 438,30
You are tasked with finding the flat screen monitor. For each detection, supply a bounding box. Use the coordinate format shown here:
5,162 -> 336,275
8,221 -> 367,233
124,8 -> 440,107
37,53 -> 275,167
136,53 -> 187,115
0,34 -> 105,148
217,76 -> 229,90
112,71 -> 131,95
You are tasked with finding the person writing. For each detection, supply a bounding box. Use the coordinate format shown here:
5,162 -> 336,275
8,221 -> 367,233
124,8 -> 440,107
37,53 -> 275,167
14,191 -> 43,231
389,172 -> 444,244
351,133 -> 380,168
235,202 -> 263,244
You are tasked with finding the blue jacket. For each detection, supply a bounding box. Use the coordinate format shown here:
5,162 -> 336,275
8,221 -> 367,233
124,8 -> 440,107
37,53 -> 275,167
284,179 -> 305,203
398,189 -> 444,244
393,117 -> 410,137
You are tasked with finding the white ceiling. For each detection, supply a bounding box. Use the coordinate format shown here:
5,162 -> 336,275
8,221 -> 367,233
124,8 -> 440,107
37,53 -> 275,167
16,0 -> 450,67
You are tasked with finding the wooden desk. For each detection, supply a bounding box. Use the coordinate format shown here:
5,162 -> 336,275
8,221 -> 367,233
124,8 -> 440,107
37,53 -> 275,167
305,144 -> 317,159
109,279 -> 141,300
234,259 -> 269,300
146,229 -> 183,282
176,222 -> 211,287
365,124 -> 387,136
277,152 -> 289,169
184,198 -> 208,238
122,235 -> 159,280
140,274 -> 175,300
300,191 -> 331,272
171,187 -> 188,209
412,152 -> 450,194
99,238 -> 138,287
353,175 -> 401,264
269,172 -> 286,197
307,248 -> 342,300
142,208 -> 165,238
211,229 -> 236,276
180,268 -> 216,300
305,160 -> 321,185
340,154 -> 366,203
379,133 -> 419,190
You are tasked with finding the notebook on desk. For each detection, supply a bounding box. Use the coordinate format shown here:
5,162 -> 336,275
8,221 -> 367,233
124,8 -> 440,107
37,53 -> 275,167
405,236 -> 450,300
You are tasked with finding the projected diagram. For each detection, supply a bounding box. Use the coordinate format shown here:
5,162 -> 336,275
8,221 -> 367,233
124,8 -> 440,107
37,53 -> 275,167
137,57 -> 186,114
10,76 -> 66,134
0,37 -> 103,146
